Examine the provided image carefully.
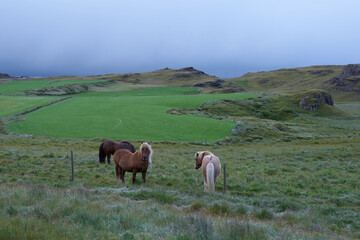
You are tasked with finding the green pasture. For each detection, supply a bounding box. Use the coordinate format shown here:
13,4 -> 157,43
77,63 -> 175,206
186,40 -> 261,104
0,95 -> 59,117
5,87 -> 258,142
0,135 -> 359,239
0,79 -> 104,94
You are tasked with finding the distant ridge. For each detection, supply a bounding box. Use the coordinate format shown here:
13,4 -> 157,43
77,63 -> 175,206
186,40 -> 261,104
0,73 -> 11,78
227,64 -> 360,101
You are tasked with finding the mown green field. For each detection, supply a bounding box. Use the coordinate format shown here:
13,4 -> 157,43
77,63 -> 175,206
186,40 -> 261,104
0,95 -> 59,117
6,88 -> 258,142
0,79 -> 104,94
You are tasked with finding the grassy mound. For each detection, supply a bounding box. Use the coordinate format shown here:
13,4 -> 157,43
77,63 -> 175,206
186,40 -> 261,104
180,90 -> 345,122
168,90 -> 348,144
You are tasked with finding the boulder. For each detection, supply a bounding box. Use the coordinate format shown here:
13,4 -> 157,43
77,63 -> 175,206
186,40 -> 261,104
299,90 -> 334,111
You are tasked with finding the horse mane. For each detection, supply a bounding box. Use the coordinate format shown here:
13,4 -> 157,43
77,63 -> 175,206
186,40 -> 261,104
197,151 -> 213,161
140,142 -> 153,167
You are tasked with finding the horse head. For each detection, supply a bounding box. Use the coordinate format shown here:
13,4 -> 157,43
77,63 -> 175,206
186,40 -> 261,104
194,151 -> 204,169
140,142 -> 152,166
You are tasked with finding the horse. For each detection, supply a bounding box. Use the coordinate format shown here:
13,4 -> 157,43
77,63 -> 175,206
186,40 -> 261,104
194,151 -> 221,192
99,140 -> 136,164
113,142 -> 152,184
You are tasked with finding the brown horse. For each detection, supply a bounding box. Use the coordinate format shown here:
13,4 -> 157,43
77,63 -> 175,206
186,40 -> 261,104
194,151 -> 221,192
99,140 -> 136,164
113,142 -> 152,184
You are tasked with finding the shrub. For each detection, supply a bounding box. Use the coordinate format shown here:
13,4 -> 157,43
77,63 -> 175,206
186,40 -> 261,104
189,201 -> 205,212
236,204 -> 248,215
209,202 -> 230,216
254,209 -> 274,220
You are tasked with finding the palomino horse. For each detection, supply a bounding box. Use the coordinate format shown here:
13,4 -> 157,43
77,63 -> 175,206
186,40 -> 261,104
113,142 -> 152,184
194,151 -> 221,192
99,140 -> 136,164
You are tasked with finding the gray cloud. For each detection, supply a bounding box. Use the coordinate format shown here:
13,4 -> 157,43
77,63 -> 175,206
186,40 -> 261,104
1,0 -> 360,78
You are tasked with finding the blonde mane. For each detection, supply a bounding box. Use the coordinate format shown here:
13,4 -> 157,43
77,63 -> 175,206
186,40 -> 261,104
140,142 -> 153,167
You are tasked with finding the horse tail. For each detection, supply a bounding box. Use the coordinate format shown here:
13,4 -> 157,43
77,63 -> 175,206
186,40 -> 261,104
99,143 -> 106,163
206,162 -> 215,192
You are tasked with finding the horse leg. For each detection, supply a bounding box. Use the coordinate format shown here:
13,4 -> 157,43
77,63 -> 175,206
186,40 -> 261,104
107,154 -> 111,164
132,170 -> 137,184
115,165 -> 120,182
120,169 -> 125,183
142,171 -> 146,183
203,179 -> 208,192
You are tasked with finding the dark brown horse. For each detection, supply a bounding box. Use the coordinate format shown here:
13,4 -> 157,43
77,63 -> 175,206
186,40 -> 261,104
114,142 -> 152,184
99,140 -> 136,164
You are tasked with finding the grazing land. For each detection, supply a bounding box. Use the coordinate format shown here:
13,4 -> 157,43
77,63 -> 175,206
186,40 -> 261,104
6,87 -> 257,142
0,65 -> 360,239
0,95 -> 59,117
0,79 -> 105,94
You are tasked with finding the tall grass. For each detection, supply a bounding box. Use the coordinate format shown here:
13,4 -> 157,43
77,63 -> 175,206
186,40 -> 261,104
0,134 -> 359,239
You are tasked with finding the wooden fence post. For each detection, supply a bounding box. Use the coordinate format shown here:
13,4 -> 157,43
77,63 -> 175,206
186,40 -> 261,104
224,163 -> 226,193
71,150 -> 74,181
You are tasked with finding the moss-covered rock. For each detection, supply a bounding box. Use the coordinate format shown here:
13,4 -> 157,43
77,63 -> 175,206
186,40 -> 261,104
299,89 -> 334,111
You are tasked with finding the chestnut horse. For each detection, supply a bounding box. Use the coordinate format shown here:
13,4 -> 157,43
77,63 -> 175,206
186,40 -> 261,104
114,142 -> 152,184
99,140 -> 136,164
194,151 -> 221,192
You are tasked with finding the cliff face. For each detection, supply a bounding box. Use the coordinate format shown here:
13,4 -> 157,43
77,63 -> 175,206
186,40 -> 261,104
325,64 -> 360,92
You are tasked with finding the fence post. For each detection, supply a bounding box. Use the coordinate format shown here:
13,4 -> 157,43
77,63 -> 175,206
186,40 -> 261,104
223,163 -> 226,193
71,150 -> 74,181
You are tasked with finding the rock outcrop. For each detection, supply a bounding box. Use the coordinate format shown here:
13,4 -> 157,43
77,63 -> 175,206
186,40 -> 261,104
193,79 -> 225,88
168,67 -> 206,81
325,64 -> 360,92
299,90 -> 334,111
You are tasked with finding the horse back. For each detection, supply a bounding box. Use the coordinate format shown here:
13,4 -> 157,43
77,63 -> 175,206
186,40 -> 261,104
114,141 -> 136,153
115,150 -> 148,172
103,140 -> 116,154
114,149 -> 133,168
202,155 -> 221,180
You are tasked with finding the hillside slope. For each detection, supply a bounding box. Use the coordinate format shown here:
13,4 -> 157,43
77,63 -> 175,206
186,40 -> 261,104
90,67 -> 243,93
227,64 -> 360,101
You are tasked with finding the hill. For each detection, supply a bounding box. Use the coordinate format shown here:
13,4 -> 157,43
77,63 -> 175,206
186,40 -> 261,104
86,67 -> 243,93
3,65 -> 360,99
227,64 -> 360,101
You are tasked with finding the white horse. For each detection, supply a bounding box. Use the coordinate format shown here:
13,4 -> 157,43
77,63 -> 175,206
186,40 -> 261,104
194,151 -> 221,192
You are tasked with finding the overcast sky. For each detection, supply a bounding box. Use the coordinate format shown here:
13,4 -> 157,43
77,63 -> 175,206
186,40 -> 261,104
1,0 -> 360,78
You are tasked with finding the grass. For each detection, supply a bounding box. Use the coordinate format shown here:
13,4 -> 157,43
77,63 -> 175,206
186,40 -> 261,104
227,65 -> 360,101
0,134 -> 359,239
0,183 -> 282,240
6,88 -> 257,142
0,95 -> 59,117
1,70 -> 360,239
0,79 -> 105,94
228,65 -> 343,93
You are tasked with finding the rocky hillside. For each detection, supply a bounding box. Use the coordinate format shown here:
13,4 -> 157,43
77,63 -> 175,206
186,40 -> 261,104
323,64 -> 360,93
227,64 -> 360,101
100,67 -> 243,93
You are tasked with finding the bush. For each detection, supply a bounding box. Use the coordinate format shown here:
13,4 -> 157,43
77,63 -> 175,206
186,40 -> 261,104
209,202 -> 230,216
254,209 -> 274,220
